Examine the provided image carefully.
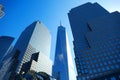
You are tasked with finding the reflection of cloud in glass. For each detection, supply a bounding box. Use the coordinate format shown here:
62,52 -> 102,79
59,53 -> 63,61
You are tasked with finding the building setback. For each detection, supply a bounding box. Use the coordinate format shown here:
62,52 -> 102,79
52,26 -> 69,80
9,21 -> 52,79
68,2 -> 120,80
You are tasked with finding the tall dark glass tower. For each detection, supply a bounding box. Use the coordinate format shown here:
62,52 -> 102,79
0,36 -> 14,80
68,2 -> 120,80
0,36 -> 14,63
52,25 -> 69,80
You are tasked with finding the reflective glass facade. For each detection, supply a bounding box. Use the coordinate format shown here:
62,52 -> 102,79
0,36 -> 14,63
68,2 -> 120,80
52,26 -> 69,80
30,52 -> 52,75
11,21 -> 52,75
0,36 -> 14,80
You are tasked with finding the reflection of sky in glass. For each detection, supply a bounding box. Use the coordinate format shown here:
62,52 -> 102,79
0,1 -> 120,79
59,53 -> 63,61
66,33 -> 76,80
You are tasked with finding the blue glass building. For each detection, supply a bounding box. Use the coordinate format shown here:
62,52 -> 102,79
52,26 -> 69,80
0,36 -> 14,80
9,21 -> 52,79
68,2 -> 120,80
0,36 -> 14,63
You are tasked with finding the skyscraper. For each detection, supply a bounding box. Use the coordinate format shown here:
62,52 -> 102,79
52,26 -> 69,80
0,36 -> 14,63
9,21 -> 52,79
68,2 -> 120,80
0,36 -> 14,80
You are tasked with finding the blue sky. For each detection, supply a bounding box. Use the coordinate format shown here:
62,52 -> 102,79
0,0 -> 120,62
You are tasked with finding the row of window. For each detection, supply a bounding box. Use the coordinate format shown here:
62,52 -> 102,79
78,72 -> 120,80
78,58 -> 120,66
90,36 -> 120,46
82,49 -> 119,58
79,75 -> 120,80
78,64 -> 120,74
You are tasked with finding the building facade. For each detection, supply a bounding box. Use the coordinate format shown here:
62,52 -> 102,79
0,36 -> 14,80
9,21 -> 52,79
68,2 -> 120,80
52,26 -> 69,80
0,36 -> 14,63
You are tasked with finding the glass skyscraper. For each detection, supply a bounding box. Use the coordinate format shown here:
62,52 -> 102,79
52,26 -> 69,80
68,2 -> 120,80
0,36 -> 14,80
9,21 -> 52,79
0,36 -> 14,63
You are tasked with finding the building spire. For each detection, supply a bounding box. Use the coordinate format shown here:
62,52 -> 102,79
60,20 -> 62,26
